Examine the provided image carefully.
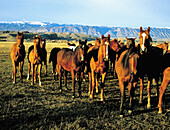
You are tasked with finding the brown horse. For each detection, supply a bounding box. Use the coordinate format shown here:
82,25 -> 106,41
27,35 -> 42,86
40,38 -> 47,76
158,67 -> 170,113
111,38 -> 139,117
10,32 -> 25,84
87,34 -> 110,101
138,27 -> 164,109
155,42 -> 169,54
57,45 -> 85,98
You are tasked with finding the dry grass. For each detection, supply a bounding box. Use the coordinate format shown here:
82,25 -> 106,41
0,41 -> 169,129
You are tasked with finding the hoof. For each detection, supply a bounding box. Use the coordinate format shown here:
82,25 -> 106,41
90,94 -> 93,99
147,104 -> 151,109
158,111 -> 162,114
100,98 -> 104,101
13,81 -> 16,84
39,81 -> 42,87
139,101 -> 143,105
72,95 -> 75,98
120,115 -> 124,118
128,110 -> 133,115
83,79 -> 86,82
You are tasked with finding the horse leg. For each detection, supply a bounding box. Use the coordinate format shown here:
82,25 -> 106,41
128,82 -> 136,115
38,64 -> 42,86
44,59 -> 47,76
12,61 -> 16,84
95,73 -> 100,93
139,77 -> 144,104
90,70 -> 95,99
57,65 -> 62,89
147,80 -> 152,109
119,80 -> 125,117
31,63 -> 34,86
101,72 -> 106,101
88,72 -> 92,95
158,78 -> 168,114
79,70 -> 82,97
71,70 -> 75,98
19,61 -> 24,82
34,65 -> 38,83
27,62 -> 31,81
64,70 -> 68,90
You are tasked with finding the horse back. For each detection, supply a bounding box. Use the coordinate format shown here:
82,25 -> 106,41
57,48 -> 74,71
49,47 -> 61,63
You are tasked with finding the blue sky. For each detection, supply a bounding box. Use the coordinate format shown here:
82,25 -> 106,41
0,0 -> 169,28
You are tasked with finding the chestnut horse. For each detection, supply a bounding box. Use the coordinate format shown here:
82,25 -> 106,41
158,67 -> 170,113
40,38 -> 47,76
87,34 -> 110,101
10,32 -> 25,84
155,42 -> 169,54
137,27 -> 164,109
111,38 -> 139,117
27,35 -> 43,86
57,45 -> 85,98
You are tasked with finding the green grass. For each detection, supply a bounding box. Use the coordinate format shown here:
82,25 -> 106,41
0,42 -> 169,129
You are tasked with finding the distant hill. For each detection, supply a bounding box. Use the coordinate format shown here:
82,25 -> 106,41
0,21 -> 170,41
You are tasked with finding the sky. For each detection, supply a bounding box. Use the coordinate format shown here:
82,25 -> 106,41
0,0 -> 170,28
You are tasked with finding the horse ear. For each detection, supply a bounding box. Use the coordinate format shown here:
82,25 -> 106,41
148,27 -> 150,33
21,32 -> 24,35
38,35 -> 41,38
34,35 -> 36,39
108,34 -> 110,39
101,35 -> 104,39
44,38 -> 46,40
140,27 -> 143,32
79,39 -> 81,43
125,37 -> 128,40
134,37 -> 136,40
85,39 -> 87,43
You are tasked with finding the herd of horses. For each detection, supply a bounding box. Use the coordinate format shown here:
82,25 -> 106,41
10,27 -> 170,117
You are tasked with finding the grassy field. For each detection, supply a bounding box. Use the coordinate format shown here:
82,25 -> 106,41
0,41 -> 169,129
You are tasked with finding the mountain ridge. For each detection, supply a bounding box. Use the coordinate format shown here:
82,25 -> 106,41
0,21 -> 170,41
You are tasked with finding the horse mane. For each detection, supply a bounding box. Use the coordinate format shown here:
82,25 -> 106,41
121,50 -> 130,69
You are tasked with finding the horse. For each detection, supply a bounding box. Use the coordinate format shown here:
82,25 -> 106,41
137,27 -> 164,109
68,42 -> 76,51
56,44 -> 85,98
111,37 -> 139,117
40,38 -> 47,76
27,35 -> 43,86
86,34 -> 110,101
10,32 -> 25,84
158,67 -> 170,113
155,42 -> 169,54
49,47 -> 61,75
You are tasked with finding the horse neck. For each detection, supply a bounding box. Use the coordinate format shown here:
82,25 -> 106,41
98,45 -> 105,64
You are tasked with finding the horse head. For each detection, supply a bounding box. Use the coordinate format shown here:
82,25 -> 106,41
110,38 -> 120,52
33,35 -> 41,53
100,34 -> 110,61
126,37 -> 136,49
75,44 -> 85,62
139,27 -> 152,54
95,37 -> 100,46
40,38 -> 46,49
16,32 -> 24,50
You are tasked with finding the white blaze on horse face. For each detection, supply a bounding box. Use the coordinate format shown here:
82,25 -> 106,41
105,42 -> 109,60
141,33 -> 147,51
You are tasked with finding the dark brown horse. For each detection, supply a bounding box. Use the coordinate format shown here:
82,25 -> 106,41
49,47 -> 61,75
137,27 -> 164,109
87,34 -> 110,101
56,45 -> 85,98
111,37 -> 139,117
10,32 -> 25,84
40,38 -> 47,76
27,35 -> 42,86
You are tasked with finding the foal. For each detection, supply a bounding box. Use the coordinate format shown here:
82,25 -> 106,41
27,35 -> 42,86
10,32 -> 25,84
